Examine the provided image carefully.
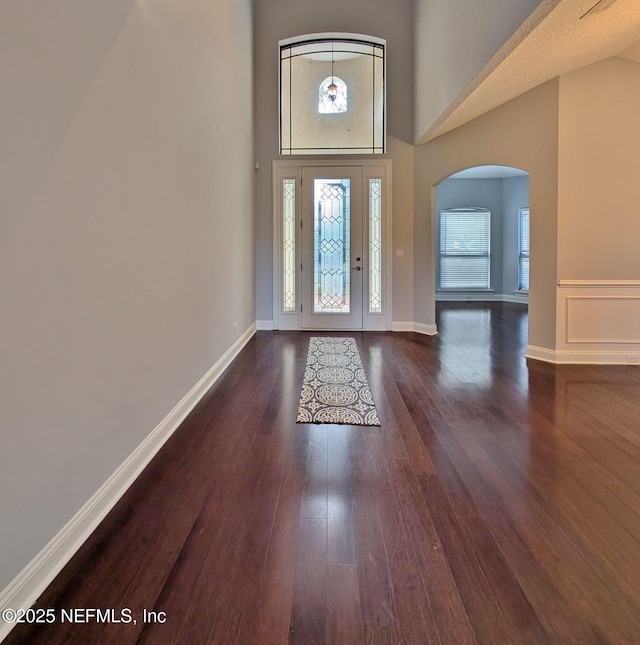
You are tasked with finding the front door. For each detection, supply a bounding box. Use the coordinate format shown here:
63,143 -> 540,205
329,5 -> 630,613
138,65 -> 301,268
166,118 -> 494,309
301,167 -> 363,329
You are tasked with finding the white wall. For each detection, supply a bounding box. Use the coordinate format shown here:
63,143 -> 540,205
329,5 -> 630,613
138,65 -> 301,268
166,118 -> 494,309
413,0 -> 541,141
253,0 -> 415,325
0,0 -> 254,591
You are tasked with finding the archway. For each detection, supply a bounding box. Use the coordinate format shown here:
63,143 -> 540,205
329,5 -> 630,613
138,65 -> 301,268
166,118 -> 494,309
432,164 -> 531,349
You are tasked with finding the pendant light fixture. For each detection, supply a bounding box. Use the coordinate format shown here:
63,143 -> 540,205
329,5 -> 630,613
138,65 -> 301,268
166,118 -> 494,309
327,41 -> 338,102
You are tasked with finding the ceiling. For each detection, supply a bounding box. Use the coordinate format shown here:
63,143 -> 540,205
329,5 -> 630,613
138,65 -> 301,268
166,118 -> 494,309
418,0 -> 640,144
618,36 -> 640,61
448,166 -> 529,180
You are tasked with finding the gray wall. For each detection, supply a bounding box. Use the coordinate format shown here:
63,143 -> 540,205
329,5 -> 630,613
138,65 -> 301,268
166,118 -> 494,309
253,0 -> 415,324
503,176 -> 530,294
414,79 -> 559,351
413,0 -> 541,140
0,0 -> 254,590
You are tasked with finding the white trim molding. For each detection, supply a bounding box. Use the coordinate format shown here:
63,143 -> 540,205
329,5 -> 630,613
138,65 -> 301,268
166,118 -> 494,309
256,320 -> 274,331
525,345 -> 558,363
414,322 -> 438,336
392,321 -> 438,335
555,281 -> 640,362
530,277 -> 640,364
526,345 -> 640,365
503,294 -> 529,304
557,279 -> 640,288
566,296 -> 640,344
0,323 -> 257,642
436,293 -> 528,303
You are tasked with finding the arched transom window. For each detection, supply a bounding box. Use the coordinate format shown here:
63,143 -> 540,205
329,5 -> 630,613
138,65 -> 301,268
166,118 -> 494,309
280,34 -> 385,155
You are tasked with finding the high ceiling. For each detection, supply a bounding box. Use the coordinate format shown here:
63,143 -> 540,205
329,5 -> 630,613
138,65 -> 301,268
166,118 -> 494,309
618,36 -> 640,61
418,0 -> 640,143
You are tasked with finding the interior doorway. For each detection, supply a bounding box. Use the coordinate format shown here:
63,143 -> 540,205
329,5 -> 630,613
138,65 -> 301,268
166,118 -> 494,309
433,164 -> 530,306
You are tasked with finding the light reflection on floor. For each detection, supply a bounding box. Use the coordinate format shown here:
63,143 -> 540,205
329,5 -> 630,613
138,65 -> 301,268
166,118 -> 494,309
435,303 -> 529,393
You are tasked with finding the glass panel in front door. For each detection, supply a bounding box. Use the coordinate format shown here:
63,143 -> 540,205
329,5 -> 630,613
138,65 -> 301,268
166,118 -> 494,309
313,178 -> 351,314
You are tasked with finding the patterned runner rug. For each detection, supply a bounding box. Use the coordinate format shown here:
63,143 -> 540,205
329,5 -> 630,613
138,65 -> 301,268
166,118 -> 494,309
296,337 -> 381,426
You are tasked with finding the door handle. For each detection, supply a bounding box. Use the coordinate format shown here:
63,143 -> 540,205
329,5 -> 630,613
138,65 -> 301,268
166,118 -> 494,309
352,266 -> 362,271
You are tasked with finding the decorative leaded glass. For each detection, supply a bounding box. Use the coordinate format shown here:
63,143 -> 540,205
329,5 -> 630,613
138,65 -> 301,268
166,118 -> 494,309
313,179 -> 351,313
369,179 -> 382,313
282,179 -> 296,313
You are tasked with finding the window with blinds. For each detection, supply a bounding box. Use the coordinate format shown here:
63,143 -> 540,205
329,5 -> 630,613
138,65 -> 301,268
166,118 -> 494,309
518,208 -> 530,291
439,209 -> 491,290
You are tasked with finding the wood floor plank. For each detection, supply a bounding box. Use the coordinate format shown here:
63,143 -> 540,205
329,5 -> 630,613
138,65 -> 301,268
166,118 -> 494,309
349,428 -> 397,628
466,409 -> 640,642
300,426 -> 329,520
363,431 -> 476,645
251,437 -> 309,645
5,336 -> 278,645
444,411 -> 609,643
493,401 -> 640,547
362,337 -> 436,475
326,425 -> 356,564
289,519 -> 328,645
7,305 -> 640,645
139,367 -> 286,645
444,399 -> 640,643
326,564 -> 365,645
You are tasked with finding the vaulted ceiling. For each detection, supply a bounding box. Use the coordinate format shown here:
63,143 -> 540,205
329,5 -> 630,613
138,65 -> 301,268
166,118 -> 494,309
419,0 -> 640,143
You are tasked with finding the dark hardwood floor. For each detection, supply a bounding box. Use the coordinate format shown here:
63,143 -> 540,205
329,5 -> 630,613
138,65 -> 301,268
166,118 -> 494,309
7,302 -> 640,644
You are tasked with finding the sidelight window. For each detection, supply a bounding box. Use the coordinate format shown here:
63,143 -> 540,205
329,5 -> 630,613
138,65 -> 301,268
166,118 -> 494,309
282,179 -> 296,313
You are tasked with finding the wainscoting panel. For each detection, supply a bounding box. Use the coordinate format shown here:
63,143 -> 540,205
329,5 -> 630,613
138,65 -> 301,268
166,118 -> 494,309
566,297 -> 640,344
555,281 -> 640,364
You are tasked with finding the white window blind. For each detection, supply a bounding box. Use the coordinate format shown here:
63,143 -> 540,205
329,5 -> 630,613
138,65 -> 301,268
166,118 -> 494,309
439,209 -> 491,290
519,208 -> 530,291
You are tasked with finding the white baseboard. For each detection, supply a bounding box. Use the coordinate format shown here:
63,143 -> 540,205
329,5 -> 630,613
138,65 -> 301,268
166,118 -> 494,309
525,344 -> 640,365
524,345 -> 558,363
414,322 -> 438,336
392,321 -> 438,336
503,294 -> 529,304
0,322 -> 257,643
264,320 -> 433,334
436,293 -> 528,304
